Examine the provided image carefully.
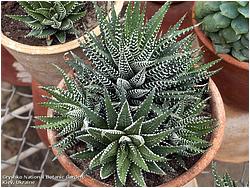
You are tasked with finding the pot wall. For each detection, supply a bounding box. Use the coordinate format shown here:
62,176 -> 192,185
192,4 -> 249,111
2,43 -> 82,86
1,45 -> 30,86
32,80 -> 50,146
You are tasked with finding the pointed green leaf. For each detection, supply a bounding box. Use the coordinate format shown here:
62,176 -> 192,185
60,18 -> 73,30
89,150 -> 103,170
25,8 -> 46,22
115,173 -> 124,187
128,135 -> 145,147
138,145 -> 166,162
100,162 -> 116,179
18,1 -> 33,10
36,8 -> 52,18
128,143 -> 149,171
64,1 -> 77,14
68,12 -> 86,22
133,89 -> 155,121
117,146 -> 130,185
41,86 -> 82,106
141,112 -> 170,133
147,161 -> 166,175
152,145 -> 187,156
102,130 -> 125,142
26,29 -> 42,37
124,116 -> 144,135
54,1 -> 67,20
142,2 -> 170,47
39,1 -> 52,8
35,116 -> 66,124
76,134 -> 106,149
143,129 -> 172,147
81,105 -> 107,128
115,101 -> 133,130
100,141 -> 118,163
29,1 -> 41,9
6,15 -> 35,22
55,30 -> 66,43
87,128 -> 110,143
33,118 -> 71,130
70,149 -> 98,160
37,28 -> 57,38
130,163 -> 146,187
104,91 -> 118,128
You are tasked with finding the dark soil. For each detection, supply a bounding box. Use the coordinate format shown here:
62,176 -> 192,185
1,1 -> 108,46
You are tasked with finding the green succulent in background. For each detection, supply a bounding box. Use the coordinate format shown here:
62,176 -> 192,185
195,1 -> 249,62
6,1 -> 86,45
34,1 -> 219,186
212,162 -> 236,187
211,162 -> 249,187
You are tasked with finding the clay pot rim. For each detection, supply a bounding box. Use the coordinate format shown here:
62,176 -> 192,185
191,3 -> 249,71
47,78 -> 226,187
1,1 -> 124,55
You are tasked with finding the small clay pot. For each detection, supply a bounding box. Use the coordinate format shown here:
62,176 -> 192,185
1,1 -> 124,86
192,4 -> 249,111
47,78 -> 226,187
32,80 -> 50,146
1,45 -> 30,86
145,1 -> 194,36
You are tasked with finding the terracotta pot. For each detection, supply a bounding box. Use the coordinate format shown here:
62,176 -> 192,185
192,4 -> 249,111
32,80 -> 50,146
1,45 -> 30,86
47,79 -> 226,187
145,1 -> 194,36
1,1 -> 124,86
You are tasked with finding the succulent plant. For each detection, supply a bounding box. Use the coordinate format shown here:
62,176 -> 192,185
195,1 -> 249,62
212,162 -> 236,187
212,162 -> 249,187
36,77 -> 214,186
67,1 -> 220,108
7,1 -> 86,45
61,1 -> 219,163
34,2 -> 219,186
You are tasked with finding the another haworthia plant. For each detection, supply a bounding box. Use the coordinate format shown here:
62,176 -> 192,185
195,1 -> 249,62
7,1 -> 86,45
35,1 -> 219,186
212,162 -> 248,187
212,162 -> 236,187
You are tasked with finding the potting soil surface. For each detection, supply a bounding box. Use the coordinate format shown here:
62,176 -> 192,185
1,1 -> 108,46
